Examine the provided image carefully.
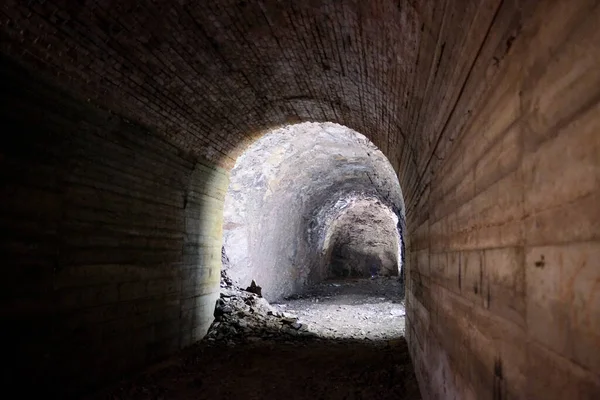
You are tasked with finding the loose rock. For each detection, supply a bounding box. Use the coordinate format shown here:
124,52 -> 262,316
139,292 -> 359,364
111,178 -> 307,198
245,280 -> 262,297
205,271 -> 314,344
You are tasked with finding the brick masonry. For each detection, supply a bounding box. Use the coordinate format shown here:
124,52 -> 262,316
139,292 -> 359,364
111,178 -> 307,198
0,0 -> 599,398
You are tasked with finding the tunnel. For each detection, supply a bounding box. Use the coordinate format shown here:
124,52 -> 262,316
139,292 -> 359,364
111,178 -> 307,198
222,122 -> 405,300
1,0 -> 599,399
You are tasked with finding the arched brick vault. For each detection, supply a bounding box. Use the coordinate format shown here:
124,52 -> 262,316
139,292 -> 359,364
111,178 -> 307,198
0,0 -> 484,204
1,0 -> 600,398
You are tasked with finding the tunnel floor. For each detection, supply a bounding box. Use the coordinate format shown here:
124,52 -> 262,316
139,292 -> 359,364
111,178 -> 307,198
275,277 -> 406,340
91,337 -> 420,400
90,277 -> 418,399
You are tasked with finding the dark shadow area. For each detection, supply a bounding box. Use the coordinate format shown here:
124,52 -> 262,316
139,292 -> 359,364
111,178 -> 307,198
83,274 -> 417,399
0,55 -> 221,397
88,336 -> 420,400
86,274 -> 417,399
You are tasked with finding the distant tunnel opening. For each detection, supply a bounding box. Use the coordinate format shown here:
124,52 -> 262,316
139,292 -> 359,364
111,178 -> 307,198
221,122 -> 405,302
323,197 -> 401,279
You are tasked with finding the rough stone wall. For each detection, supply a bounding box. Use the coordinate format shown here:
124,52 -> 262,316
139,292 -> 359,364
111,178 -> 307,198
0,59 -> 225,395
223,122 -> 403,301
0,0 -> 599,398
324,198 -> 400,278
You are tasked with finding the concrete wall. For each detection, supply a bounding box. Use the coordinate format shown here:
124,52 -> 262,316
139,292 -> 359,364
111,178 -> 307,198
405,1 -> 600,398
0,0 -> 599,398
0,59 -> 225,395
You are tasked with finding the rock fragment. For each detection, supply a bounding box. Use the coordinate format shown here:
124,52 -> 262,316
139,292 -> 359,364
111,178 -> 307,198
245,280 -> 262,297
206,271 -> 313,344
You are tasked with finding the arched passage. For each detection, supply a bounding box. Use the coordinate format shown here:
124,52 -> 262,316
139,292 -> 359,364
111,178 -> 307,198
222,122 -> 404,300
322,197 -> 402,278
0,0 -> 599,398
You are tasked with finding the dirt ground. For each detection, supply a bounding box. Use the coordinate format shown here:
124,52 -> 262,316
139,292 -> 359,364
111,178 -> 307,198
276,277 -> 406,340
91,338 -> 420,400
89,278 -> 419,400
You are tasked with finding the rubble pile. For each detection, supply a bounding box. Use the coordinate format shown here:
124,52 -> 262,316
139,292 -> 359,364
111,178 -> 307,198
205,272 -> 315,344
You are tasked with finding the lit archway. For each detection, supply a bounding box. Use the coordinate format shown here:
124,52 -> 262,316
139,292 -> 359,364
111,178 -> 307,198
222,122 -> 405,301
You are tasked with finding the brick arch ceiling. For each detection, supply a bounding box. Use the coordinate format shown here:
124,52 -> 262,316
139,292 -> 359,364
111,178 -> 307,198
1,0 -> 509,214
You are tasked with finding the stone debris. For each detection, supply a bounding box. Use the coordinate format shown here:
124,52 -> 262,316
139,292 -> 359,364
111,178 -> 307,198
207,273 -> 406,344
245,279 -> 262,297
206,272 -> 315,344
220,268 -> 233,288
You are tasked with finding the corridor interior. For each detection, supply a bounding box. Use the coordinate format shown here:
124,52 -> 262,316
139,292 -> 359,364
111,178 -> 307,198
1,0 -> 599,399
